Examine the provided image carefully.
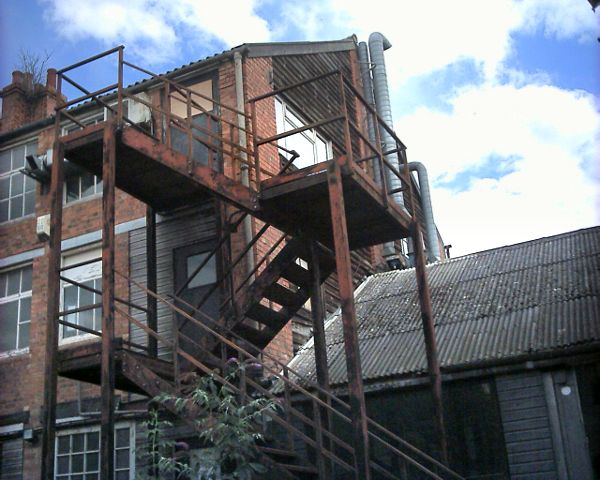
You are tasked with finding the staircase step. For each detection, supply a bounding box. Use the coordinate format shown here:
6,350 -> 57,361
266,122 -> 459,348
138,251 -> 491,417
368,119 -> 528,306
232,321 -> 275,348
246,303 -> 289,330
281,262 -> 311,289
263,282 -> 305,307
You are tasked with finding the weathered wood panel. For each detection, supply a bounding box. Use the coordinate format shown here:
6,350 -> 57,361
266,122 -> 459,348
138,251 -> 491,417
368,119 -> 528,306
496,372 -> 558,480
129,203 -> 217,358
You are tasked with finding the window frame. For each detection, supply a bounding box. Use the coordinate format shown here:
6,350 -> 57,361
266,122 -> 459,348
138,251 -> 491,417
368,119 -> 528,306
62,111 -> 105,205
274,97 -> 332,170
59,246 -> 103,343
54,422 -> 135,480
0,138 -> 38,223
0,263 -> 33,355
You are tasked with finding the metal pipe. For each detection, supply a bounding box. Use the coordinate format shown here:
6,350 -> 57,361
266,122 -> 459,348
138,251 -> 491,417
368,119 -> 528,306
368,32 -> 403,262
402,162 -> 440,262
357,42 -> 380,182
234,51 -> 255,280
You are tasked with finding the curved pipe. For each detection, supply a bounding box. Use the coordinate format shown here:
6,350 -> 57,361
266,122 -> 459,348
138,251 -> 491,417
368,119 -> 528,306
403,162 -> 440,263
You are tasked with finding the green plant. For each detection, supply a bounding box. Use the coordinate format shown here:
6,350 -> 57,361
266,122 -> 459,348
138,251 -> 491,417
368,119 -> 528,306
139,360 -> 278,480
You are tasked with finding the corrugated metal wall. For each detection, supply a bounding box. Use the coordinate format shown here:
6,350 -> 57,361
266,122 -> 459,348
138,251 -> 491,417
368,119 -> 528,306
496,372 -> 558,479
0,438 -> 22,480
129,204 -> 217,358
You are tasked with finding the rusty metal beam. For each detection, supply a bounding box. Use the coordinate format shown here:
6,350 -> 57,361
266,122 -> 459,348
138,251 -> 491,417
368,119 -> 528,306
411,220 -> 448,465
40,124 -> 65,480
326,159 -> 371,480
101,121 -> 117,480
146,206 -> 158,357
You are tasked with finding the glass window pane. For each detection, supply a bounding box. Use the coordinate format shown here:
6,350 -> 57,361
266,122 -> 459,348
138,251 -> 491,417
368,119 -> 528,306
0,272 -> 6,295
63,322 -> 77,338
56,455 -> 70,474
86,431 -> 99,449
64,285 -> 78,311
0,177 -> 9,199
72,433 -> 85,452
6,270 -> 21,295
187,253 -> 216,288
10,173 -> 23,195
79,308 -> 94,330
11,145 -> 25,169
58,436 -> 71,454
21,266 -> 32,291
71,453 -> 84,472
66,176 -> 80,202
115,471 -> 129,480
10,194 -> 23,220
79,285 -> 94,308
85,474 -> 98,480
24,191 -> 35,216
20,297 -> 31,321
0,200 -> 7,223
115,449 -> 129,468
0,150 -> 11,174
80,174 -> 95,198
25,174 -> 35,192
0,301 -> 18,351
86,452 -> 99,471
71,474 -> 84,480
17,321 -> 29,349
115,428 -> 129,448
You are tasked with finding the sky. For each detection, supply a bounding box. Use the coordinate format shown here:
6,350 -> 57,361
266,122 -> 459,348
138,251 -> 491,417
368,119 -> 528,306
1,0 -> 599,257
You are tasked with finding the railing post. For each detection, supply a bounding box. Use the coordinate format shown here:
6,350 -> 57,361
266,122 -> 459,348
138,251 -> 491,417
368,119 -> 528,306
250,100 -> 260,186
40,98 -> 65,480
338,72 -> 355,167
283,366 -> 294,451
187,90 -> 193,174
411,220 -> 448,465
326,159 -> 371,480
164,82 -> 172,148
101,120 -> 117,480
146,206 -> 158,357
117,46 -> 124,125
312,398 -> 327,478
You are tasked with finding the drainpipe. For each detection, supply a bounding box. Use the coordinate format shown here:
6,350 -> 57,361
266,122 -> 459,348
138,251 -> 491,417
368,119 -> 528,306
357,42 -> 380,182
368,32 -> 403,263
233,51 -> 255,278
403,162 -> 440,263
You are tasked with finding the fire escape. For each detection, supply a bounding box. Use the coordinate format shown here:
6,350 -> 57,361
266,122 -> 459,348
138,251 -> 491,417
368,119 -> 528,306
41,47 -> 461,480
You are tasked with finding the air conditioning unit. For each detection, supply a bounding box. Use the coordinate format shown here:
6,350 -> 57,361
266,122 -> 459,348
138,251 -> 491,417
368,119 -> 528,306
125,92 -> 152,125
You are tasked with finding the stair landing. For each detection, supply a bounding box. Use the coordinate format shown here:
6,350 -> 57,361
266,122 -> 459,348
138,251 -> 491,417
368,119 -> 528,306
259,159 -> 412,250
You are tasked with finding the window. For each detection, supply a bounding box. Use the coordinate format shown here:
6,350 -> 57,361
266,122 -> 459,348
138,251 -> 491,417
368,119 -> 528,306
61,248 -> 102,339
55,424 -> 134,480
0,265 -> 32,353
0,140 -> 37,222
64,114 -> 103,204
275,98 -> 331,170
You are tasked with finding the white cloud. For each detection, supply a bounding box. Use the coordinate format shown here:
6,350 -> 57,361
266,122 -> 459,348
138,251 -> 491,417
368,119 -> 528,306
396,82 -> 599,255
41,0 -> 272,65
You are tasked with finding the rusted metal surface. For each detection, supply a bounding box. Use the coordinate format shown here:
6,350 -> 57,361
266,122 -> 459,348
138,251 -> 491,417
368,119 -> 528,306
326,159 -> 371,480
411,221 -> 448,465
40,116 -> 65,480
101,122 -> 117,480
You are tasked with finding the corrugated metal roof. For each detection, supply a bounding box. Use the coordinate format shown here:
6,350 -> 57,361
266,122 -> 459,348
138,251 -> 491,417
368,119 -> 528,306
289,227 -> 600,387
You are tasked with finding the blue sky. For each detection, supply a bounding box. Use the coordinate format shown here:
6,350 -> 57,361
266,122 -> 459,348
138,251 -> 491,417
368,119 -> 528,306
1,0 -> 598,256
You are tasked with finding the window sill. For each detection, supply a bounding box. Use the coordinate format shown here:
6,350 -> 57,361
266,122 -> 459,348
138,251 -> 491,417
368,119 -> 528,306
59,333 -> 101,347
0,347 -> 30,362
0,213 -> 36,227
64,193 -> 102,207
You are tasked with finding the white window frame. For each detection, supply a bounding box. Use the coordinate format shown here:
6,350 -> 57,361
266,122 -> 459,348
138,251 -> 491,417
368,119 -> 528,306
0,139 -> 38,223
63,111 -> 105,205
0,264 -> 32,355
55,422 -> 135,480
274,97 -> 332,170
60,246 -> 102,344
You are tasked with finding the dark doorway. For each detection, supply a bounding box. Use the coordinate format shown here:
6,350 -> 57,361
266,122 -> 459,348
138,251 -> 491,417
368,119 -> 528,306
173,240 -> 220,370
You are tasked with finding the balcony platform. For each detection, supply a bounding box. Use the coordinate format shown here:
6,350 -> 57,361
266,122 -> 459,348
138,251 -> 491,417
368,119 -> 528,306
258,159 -> 412,250
61,123 -> 258,212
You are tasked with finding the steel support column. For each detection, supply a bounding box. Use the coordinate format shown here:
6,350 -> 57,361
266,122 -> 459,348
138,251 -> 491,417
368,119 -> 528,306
326,160 -> 371,480
411,220 -> 448,464
146,206 -> 158,357
101,121 -> 117,480
40,129 -> 65,480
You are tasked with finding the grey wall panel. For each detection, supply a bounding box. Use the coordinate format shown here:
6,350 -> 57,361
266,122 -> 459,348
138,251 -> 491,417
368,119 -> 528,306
129,204 -> 216,359
496,371 -> 558,480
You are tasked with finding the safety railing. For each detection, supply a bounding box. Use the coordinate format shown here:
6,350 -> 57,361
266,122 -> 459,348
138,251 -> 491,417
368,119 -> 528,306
113,268 -> 464,480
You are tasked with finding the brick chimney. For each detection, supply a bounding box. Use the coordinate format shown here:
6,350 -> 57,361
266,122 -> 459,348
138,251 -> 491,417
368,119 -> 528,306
0,68 -> 60,133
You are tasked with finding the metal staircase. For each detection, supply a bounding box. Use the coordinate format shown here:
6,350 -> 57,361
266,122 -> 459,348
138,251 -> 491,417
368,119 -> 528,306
41,46 -> 457,479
